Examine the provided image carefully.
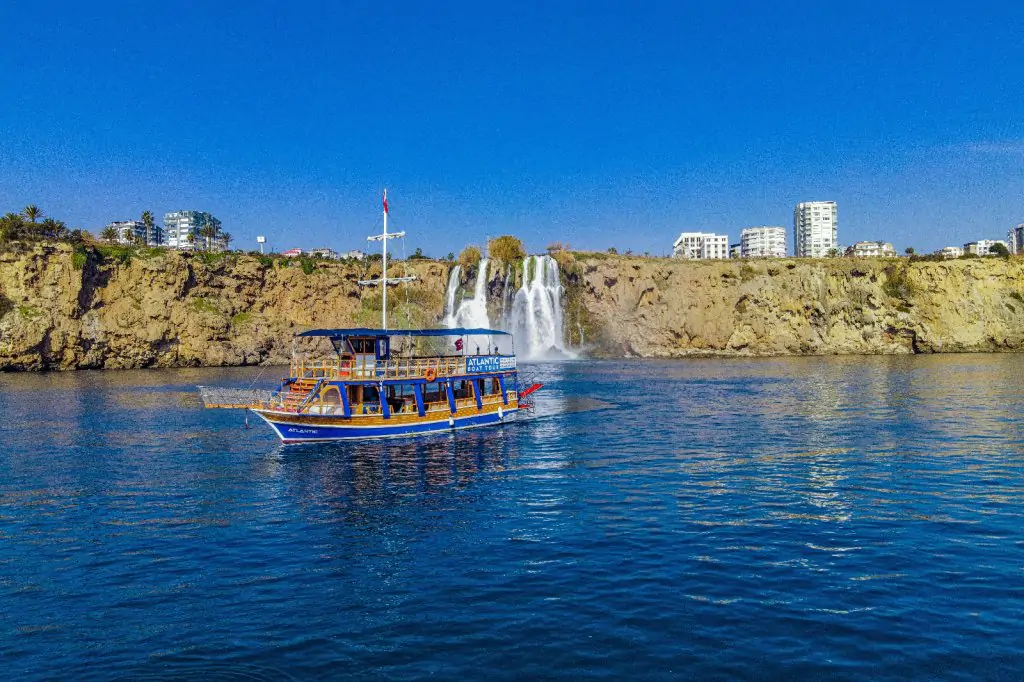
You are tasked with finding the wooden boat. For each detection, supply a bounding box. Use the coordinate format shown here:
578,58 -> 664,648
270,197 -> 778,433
198,191 -> 541,443
236,327 -> 527,442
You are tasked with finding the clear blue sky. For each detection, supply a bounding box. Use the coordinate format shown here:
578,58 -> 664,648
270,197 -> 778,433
2,1 -> 1022,255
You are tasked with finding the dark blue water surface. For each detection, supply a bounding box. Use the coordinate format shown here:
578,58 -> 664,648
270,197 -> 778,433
2,356 -> 1023,679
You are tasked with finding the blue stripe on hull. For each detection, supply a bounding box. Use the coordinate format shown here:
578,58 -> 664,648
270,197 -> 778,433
254,409 -> 517,443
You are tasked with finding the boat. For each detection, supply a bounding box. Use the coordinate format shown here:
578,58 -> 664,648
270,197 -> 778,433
198,191 -> 541,443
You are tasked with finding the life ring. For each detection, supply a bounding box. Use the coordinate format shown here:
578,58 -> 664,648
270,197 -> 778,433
424,367 -> 437,382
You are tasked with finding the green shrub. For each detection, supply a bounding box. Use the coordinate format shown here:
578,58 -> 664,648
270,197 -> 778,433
190,297 -> 219,315
883,266 -> 917,301
230,311 -> 253,326
17,304 -> 42,320
299,257 -> 315,275
71,247 -> 88,270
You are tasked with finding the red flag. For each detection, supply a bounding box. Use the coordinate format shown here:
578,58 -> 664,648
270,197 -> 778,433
455,338 -> 463,351
382,189 -> 389,215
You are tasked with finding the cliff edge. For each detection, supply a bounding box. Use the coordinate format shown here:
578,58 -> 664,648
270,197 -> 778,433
1,244 -> 1022,370
569,253 -> 1024,357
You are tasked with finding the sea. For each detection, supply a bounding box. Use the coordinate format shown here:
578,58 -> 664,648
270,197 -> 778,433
1,355 -> 1022,680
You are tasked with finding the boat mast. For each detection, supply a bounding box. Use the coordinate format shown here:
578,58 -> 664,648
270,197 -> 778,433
382,192 -> 389,330
359,188 -> 416,331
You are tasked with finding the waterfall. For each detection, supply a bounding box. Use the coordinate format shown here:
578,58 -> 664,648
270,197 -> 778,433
442,254 -> 572,360
444,258 -> 491,329
443,264 -> 462,328
509,255 -> 572,359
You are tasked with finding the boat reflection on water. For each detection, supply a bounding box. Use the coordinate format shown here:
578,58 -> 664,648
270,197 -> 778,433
265,422 -> 519,509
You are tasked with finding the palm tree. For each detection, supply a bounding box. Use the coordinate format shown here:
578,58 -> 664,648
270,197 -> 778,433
122,228 -> 135,244
199,223 -> 217,250
39,218 -> 67,240
100,225 -> 120,244
22,205 -> 42,223
220,232 -> 232,251
141,211 -> 155,246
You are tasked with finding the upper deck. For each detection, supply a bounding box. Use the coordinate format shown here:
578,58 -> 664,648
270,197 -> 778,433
291,353 -> 517,382
291,327 -> 516,383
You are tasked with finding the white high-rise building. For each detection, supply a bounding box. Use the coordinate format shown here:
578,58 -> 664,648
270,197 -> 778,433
108,220 -> 162,246
164,210 -> 221,250
1008,224 -> 1024,254
794,201 -> 838,257
740,226 -> 786,258
673,232 -> 729,260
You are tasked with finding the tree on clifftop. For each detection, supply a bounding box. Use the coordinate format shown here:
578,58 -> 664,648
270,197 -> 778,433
141,211 -> 155,243
487,235 -> 525,264
100,225 -> 119,244
990,242 -> 1010,256
458,245 -> 482,270
22,205 -> 41,223
905,247 -> 915,255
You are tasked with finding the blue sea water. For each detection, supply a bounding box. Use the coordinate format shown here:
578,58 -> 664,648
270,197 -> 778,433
2,356 -> 1023,680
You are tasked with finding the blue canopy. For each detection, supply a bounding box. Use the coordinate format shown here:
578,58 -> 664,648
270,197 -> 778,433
297,327 -> 509,338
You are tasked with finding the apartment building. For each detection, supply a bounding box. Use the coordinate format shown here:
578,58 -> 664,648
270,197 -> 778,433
740,226 -> 786,258
964,239 -> 1008,256
793,201 -> 838,257
164,211 -> 221,250
672,232 -> 729,260
845,241 -> 895,258
109,220 -> 162,247
1009,224 -> 1024,254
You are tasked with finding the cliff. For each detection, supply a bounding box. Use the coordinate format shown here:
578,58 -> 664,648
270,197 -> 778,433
568,253 -> 1024,357
0,244 -> 1022,371
0,244 -> 450,371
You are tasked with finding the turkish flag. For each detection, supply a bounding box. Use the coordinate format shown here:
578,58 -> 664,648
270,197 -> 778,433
455,338 -> 463,351
383,189 -> 389,215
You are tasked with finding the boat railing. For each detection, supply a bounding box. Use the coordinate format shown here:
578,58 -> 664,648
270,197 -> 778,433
289,355 -> 513,381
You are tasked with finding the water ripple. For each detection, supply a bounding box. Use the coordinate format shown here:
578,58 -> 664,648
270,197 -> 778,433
1,356 -> 1023,679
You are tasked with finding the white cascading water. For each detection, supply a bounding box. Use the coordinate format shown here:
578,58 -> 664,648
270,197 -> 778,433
445,258 -> 491,329
443,264 -> 462,328
509,255 -> 571,359
443,254 -> 571,359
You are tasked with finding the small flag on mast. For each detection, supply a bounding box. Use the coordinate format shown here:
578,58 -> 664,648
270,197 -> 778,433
454,338 -> 463,351
382,189 -> 389,215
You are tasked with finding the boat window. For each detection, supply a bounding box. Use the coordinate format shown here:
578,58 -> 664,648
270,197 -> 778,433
363,386 -> 379,402
350,338 -> 375,354
423,382 -> 443,403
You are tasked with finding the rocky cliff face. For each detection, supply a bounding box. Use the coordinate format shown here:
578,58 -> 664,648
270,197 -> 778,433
0,244 -> 450,370
569,254 -> 1024,357
1,244 -> 1022,371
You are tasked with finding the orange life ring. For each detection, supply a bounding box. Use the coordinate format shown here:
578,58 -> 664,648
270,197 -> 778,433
424,367 -> 437,382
